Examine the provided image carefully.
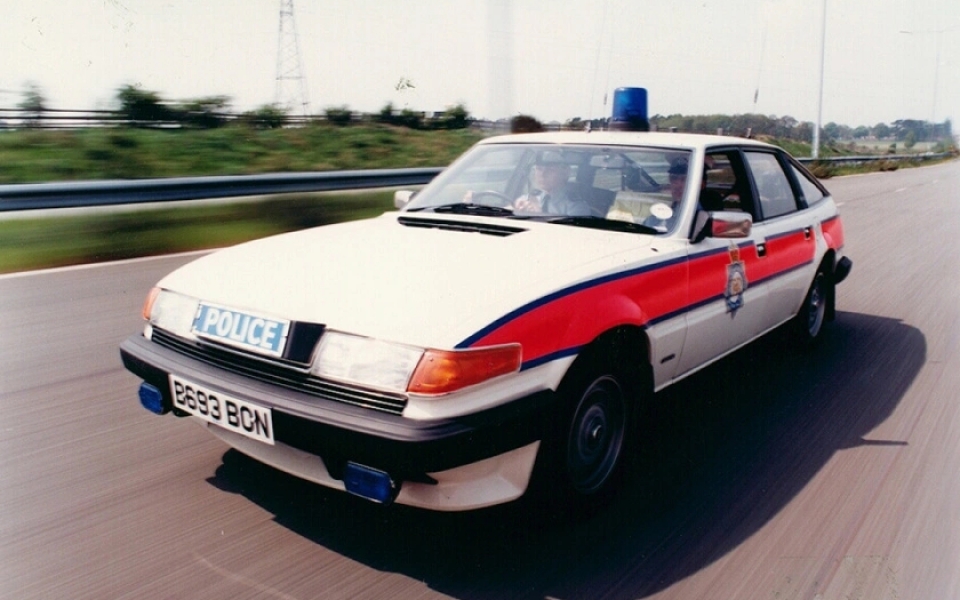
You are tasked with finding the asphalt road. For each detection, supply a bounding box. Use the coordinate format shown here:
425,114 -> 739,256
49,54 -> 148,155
2,161 -> 958,599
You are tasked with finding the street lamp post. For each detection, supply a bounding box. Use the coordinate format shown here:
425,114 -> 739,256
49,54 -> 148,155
813,0 -> 827,159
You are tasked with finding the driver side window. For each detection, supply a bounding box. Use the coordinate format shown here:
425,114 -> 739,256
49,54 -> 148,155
703,151 -> 750,213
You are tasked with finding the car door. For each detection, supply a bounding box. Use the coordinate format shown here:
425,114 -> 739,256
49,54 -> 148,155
673,149 -> 770,378
741,149 -> 820,328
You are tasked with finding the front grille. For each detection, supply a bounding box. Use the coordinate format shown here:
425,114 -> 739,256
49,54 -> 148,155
151,328 -> 408,415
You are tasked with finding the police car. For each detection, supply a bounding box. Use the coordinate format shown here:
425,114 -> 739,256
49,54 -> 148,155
121,99 -> 851,512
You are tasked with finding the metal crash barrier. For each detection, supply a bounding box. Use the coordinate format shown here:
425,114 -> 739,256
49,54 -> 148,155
0,154 -> 951,212
0,168 -> 444,212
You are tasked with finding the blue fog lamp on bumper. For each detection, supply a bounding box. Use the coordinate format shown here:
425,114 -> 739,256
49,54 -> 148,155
343,462 -> 400,504
138,382 -> 168,415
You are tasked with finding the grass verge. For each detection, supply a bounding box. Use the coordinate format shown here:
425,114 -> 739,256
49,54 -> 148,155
0,191 -> 395,274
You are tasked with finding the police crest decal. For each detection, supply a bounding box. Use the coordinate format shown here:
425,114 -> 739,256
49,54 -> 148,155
725,243 -> 748,314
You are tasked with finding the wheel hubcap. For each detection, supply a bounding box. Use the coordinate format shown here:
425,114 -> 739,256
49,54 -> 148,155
807,275 -> 826,336
567,376 -> 626,494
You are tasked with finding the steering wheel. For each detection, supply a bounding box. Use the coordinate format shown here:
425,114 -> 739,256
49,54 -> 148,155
470,190 -> 512,208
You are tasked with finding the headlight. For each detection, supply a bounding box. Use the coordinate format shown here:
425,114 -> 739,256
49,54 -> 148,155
143,288 -> 199,338
312,332 -> 424,393
142,287 -> 161,320
311,332 -> 522,396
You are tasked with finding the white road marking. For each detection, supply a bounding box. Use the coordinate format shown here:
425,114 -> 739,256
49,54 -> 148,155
0,250 -> 213,281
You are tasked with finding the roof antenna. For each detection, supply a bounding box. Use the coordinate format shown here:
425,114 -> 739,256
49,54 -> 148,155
753,5 -> 767,110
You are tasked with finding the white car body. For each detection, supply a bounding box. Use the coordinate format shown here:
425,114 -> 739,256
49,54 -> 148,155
122,131 -> 851,511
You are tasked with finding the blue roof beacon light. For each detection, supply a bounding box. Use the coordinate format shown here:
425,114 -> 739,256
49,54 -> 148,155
610,87 -> 649,131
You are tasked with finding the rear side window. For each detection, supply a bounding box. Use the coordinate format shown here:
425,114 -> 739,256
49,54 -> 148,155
786,161 -> 826,205
744,151 -> 799,219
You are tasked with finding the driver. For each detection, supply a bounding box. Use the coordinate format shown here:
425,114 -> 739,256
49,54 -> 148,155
512,152 -> 593,216
643,156 -> 691,230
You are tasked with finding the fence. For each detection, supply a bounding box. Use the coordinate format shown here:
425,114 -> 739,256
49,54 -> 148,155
0,107 -> 322,130
0,169 -> 445,212
2,151 -> 953,212
0,107 -> 462,130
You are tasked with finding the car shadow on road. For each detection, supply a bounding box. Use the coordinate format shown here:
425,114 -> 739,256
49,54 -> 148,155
208,310 -> 924,599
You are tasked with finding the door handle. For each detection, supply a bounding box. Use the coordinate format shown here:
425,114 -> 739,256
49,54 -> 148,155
804,226 -> 813,240
757,242 -> 767,257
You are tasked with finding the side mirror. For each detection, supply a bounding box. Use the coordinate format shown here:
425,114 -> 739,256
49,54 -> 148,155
693,211 -> 753,243
394,190 -> 416,209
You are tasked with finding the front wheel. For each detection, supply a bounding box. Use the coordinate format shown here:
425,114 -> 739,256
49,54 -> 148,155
528,358 -> 638,516
565,375 -> 627,495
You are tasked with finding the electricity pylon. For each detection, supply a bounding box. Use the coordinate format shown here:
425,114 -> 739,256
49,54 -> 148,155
274,0 -> 310,118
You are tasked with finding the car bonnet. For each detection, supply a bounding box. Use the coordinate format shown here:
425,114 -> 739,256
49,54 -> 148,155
156,212 -> 660,349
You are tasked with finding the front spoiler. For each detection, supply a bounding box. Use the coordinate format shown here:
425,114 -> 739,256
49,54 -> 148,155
120,334 -> 554,482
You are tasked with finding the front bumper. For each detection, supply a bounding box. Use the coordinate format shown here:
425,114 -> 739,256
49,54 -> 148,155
120,334 -> 554,509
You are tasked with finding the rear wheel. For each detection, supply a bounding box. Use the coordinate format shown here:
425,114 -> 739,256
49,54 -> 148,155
796,269 -> 828,343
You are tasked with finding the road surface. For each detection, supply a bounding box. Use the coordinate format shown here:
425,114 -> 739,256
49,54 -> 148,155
1,161 -> 958,599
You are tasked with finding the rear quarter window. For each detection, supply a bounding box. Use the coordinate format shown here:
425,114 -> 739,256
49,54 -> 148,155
786,161 -> 826,205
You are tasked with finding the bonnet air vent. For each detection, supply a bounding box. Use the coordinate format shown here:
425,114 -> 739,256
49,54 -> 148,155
397,216 -> 526,237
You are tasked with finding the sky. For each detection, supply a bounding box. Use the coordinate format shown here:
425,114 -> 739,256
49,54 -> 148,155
2,0 -> 959,130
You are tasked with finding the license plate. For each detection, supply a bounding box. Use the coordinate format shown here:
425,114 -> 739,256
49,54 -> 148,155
169,374 -> 275,445
191,302 -> 290,358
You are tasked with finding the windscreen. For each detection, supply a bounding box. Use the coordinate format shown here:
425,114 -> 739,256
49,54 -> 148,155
405,144 -> 694,233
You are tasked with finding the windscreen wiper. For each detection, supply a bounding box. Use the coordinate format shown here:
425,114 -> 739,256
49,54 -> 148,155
547,215 -> 659,234
429,203 -> 515,217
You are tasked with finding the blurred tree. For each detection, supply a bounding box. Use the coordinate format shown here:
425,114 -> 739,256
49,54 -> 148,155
116,84 -> 175,127
775,116 -> 799,138
324,106 -> 353,126
18,83 -> 47,128
892,119 -> 926,142
435,103 -> 470,130
822,122 -> 841,142
941,119 -> 953,143
565,117 -> 584,130
396,108 -> 423,129
795,121 -> 813,142
178,96 -> 231,129
510,114 -> 544,133
377,102 -> 395,124
872,123 -> 891,139
375,102 -> 424,129
650,113 -> 818,141
904,130 -> 917,149
239,104 -> 287,129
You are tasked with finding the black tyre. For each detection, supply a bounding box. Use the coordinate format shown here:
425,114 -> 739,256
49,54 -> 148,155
528,352 -> 639,516
565,374 -> 627,496
796,269 -> 828,343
